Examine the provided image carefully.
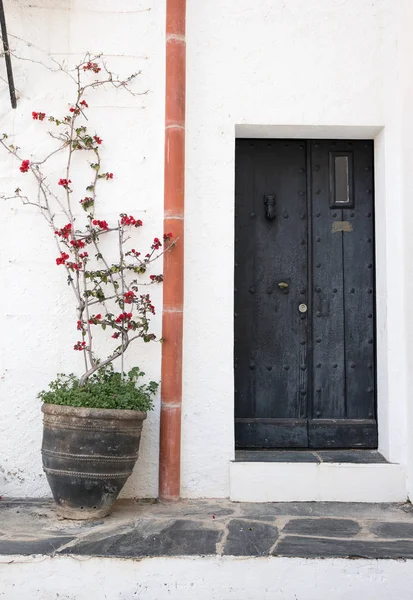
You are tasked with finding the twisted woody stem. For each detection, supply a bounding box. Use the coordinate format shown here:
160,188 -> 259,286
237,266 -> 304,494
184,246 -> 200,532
1,54 -> 171,386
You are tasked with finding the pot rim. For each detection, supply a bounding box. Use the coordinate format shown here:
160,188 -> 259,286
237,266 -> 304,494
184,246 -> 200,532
41,403 -> 147,420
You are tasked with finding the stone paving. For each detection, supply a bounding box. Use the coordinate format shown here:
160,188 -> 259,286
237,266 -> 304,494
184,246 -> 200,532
235,449 -> 387,463
1,498 -> 413,559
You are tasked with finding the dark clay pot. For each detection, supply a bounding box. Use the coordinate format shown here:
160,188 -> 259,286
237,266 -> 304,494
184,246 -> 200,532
41,404 -> 146,519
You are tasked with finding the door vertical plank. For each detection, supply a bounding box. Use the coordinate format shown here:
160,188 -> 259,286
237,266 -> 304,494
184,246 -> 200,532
253,141 -> 307,421
342,141 -> 376,420
234,141 -> 258,419
311,141 -> 346,422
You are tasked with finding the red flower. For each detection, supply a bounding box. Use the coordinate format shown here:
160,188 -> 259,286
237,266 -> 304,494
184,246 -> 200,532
67,261 -> 82,271
151,237 -> 162,250
56,251 -> 70,265
80,100 -> 89,108
79,252 -> 88,259
88,313 -> 102,324
140,293 -> 156,315
19,160 -> 30,173
150,274 -> 163,283
77,320 -> 83,330
92,219 -> 109,231
104,172 -> 113,180
58,178 -> 72,189
163,232 -> 173,242
74,341 -> 87,351
54,223 -> 72,239
83,61 -> 101,73
124,291 -> 135,304
69,107 -> 80,115
112,332 -> 120,339
70,239 -> 86,249
32,112 -> 46,121
115,312 -> 133,324
121,215 -> 135,226
93,135 -> 102,145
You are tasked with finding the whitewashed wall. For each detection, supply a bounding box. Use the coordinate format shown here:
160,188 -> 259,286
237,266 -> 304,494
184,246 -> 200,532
0,0 -> 166,498
0,0 -> 412,500
183,0 -> 408,497
2,555 -> 413,600
400,0 -> 413,499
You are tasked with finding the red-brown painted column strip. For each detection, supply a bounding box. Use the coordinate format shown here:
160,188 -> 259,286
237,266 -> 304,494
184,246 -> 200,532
159,0 -> 186,502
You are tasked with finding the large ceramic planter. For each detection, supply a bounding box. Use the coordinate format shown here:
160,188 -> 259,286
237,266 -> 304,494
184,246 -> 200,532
41,404 -> 146,519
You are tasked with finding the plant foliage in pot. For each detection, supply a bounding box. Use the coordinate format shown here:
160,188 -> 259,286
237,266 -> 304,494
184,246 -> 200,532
1,55 -> 174,520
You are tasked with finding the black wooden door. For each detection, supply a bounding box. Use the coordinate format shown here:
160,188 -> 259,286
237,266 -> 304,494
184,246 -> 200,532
234,139 -> 376,449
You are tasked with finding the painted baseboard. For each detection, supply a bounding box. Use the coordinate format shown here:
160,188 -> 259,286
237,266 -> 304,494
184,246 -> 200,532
230,461 -> 407,502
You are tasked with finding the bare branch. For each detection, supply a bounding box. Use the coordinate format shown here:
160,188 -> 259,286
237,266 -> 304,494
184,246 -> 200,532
0,50 -> 164,386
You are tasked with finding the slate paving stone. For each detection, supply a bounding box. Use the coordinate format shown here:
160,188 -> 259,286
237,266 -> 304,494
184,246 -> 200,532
235,451 -> 319,463
2,499 -> 413,559
235,450 -> 387,464
370,521 -> 413,539
237,504 -> 282,521
223,519 -> 278,556
282,517 -> 360,537
61,519 -> 222,558
138,503 -> 235,520
274,536 -> 413,559
239,502 -> 413,520
112,500 -> 235,522
0,537 -> 74,556
316,450 -> 387,464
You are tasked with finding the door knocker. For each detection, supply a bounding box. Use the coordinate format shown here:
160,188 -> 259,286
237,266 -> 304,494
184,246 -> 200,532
264,194 -> 276,220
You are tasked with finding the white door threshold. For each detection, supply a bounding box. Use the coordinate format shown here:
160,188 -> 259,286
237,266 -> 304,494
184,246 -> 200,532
230,460 -> 406,503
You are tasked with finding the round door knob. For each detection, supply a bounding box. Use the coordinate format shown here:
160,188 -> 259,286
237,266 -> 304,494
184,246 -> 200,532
298,303 -> 308,313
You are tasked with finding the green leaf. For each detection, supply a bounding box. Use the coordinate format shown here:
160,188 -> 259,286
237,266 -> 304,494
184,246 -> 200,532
38,364 -> 158,411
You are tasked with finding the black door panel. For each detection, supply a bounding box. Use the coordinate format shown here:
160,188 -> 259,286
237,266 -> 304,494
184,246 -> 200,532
234,139 -> 376,449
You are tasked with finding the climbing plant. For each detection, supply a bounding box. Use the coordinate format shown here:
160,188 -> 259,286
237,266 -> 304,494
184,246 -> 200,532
1,55 -> 174,401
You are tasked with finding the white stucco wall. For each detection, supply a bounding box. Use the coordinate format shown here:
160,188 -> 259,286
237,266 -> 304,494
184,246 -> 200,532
0,0 -> 166,498
182,0 -> 410,498
400,0 -> 413,499
0,0 -> 412,500
2,555 -> 413,600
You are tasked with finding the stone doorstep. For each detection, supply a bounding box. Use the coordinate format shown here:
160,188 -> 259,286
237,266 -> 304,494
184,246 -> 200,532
1,499 -> 413,559
234,450 -> 388,464
230,461 -> 407,502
